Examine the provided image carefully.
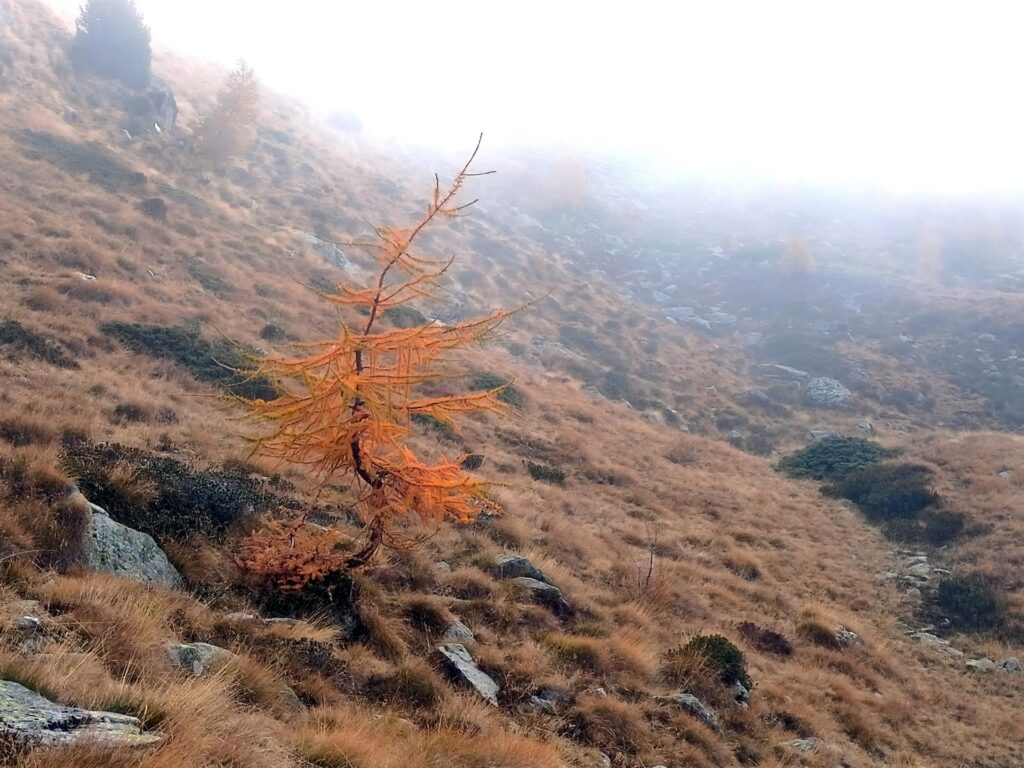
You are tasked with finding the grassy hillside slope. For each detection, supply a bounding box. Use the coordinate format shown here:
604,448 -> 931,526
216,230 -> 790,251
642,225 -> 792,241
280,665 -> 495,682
0,2 -> 1022,766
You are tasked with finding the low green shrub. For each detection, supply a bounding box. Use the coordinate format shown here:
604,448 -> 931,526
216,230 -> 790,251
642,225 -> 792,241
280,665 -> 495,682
527,461 -> 566,485
0,320 -> 78,369
102,322 -> 276,400
778,436 -> 897,481
927,574 -> 1006,632
672,633 -> 751,689
383,305 -> 427,328
824,463 -> 939,522
62,443 -> 285,541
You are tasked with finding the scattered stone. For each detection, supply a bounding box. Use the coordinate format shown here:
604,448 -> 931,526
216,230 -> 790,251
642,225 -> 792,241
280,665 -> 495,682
664,693 -> 720,732
63,107 -> 81,125
1000,657 -> 1021,673
586,687 -> 607,698
730,682 -> 750,706
911,631 -> 964,658
526,687 -> 571,715
264,617 -> 300,629
429,561 -> 452,576
494,554 -> 552,584
223,612 -> 259,623
166,642 -> 231,675
856,421 -> 874,433
77,494 -> 183,590
509,577 -> 573,617
727,430 -> 745,447
834,626 -> 860,647
0,680 -> 159,747
965,658 -> 996,672
14,616 -> 42,633
804,377 -> 854,409
435,643 -> 499,705
441,618 -> 475,644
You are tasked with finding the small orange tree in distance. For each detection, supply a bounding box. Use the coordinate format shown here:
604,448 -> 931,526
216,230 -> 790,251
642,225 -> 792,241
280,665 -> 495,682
237,136 -> 514,588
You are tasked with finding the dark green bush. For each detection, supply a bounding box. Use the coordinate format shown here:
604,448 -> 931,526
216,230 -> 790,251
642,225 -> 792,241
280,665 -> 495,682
824,463 -> 939,522
62,443 -> 285,542
0,320 -> 78,369
527,461 -> 566,485
885,508 -> 966,546
675,634 -> 751,689
102,322 -> 276,400
778,436 -> 897,481
927,574 -> 1006,632
411,412 -> 455,437
460,454 -> 484,471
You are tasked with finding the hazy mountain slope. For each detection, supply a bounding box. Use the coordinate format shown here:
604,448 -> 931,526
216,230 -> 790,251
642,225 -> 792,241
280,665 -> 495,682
0,2 -> 1022,767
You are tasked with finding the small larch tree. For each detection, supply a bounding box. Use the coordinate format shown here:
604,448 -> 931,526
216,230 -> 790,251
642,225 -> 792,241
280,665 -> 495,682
69,0 -> 152,89
236,137 -> 515,591
194,60 -> 260,161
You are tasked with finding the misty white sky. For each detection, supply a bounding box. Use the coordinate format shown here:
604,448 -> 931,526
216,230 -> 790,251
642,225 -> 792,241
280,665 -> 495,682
48,0 -> 1024,194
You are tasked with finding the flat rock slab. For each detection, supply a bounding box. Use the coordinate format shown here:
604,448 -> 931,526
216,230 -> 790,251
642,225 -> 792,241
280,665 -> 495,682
0,680 -> 159,747
436,643 -> 499,705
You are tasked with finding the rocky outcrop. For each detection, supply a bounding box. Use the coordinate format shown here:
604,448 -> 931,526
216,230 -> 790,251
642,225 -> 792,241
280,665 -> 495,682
121,77 -> 177,134
509,577 -> 573,617
80,497 -> 182,589
436,644 -> 499,705
494,554 -> 552,584
0,680 -> 159,747
804,377 -> 854,409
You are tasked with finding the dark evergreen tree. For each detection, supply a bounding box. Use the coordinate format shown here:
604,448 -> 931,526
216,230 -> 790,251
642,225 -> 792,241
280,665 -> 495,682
69,0 -> 152,89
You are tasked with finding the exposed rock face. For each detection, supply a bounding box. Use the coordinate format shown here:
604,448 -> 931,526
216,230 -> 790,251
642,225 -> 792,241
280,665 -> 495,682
166,642 -> 231,675
0,680 -> 159,747
441,618 -> 475,644
121,77 -> 177,134
494,555 -> 551,584
804,377 -> 854,409
509,577 -> 573,617
78,495 -> 182,589
436,644 -> 499,705
665,693 -> 720,731
305,233 -> 355,272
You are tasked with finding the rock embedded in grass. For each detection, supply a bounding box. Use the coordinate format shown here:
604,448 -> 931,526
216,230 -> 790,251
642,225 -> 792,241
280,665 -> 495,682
0,680 -> 159,747
494,554 -> 552,584
74,491 -> 183,589
508,577 -> 574,617
435,643 -> 499,705
166,642 -> 231,675
663,692 -> 720,732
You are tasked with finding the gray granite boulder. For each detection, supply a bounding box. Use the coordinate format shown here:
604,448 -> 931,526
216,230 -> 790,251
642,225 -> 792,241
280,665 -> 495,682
82,501 -> 182,589
804,377 -> 854,409
0,680 -> 159,747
